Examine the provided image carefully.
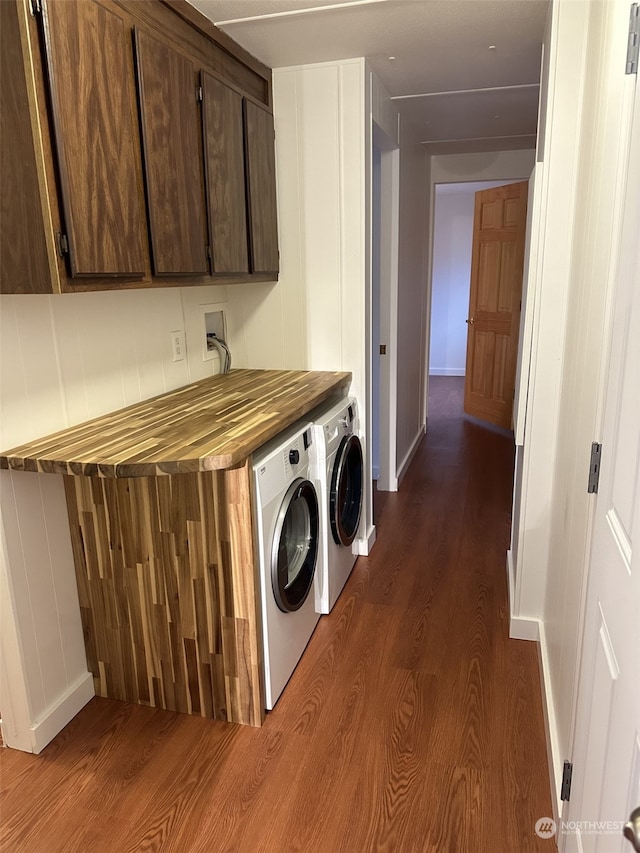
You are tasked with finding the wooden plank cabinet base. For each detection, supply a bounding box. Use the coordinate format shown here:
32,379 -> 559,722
63,461 -> 265,727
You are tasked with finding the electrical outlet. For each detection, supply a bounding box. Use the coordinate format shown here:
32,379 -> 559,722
170,330 -> 185,362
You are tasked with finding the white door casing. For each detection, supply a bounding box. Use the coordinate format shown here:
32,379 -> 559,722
513,166 -> 540,447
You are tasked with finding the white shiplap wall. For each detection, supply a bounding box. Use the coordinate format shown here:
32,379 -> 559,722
272,60 -> 366,398
272,59 -> 371,540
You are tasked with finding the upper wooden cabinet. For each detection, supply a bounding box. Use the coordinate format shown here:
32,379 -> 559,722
244,101 -> 279,276
135,29 -> 209,276
0,0 -> 52,294
0,0 -> 279,295
40,0 -> 146,278
201,73 -> 249,275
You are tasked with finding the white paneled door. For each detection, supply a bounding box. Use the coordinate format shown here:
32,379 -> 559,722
563,67 -> 640,853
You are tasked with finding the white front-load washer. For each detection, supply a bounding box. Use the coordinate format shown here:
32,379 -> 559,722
253,421 -> 321,710
310,397 -> 364,614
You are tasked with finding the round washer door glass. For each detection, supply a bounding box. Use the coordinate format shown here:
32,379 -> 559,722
271,477 -> 319,612
330,434 -> 364,546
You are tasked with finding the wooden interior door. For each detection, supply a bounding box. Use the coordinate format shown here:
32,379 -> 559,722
39,0 -> 146,277
201,72 -> 249,274
135,29 -> 208,276
243,100 -> 279,275
464,181 -> 528,429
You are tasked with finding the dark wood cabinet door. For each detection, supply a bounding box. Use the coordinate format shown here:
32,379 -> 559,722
243,100 -> 279,276
1,1 -> 52,293
201,73 -> 249,274
135,29 -> 208,276
40,0 -> 145,278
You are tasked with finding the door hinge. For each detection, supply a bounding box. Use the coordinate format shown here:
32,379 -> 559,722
29,0 -> 42,16
561,760 -> 573,801
55,232 -> 69,257
627,3 -> 639,74
587,442 -> 602,494
206,245 -> 212,261
196,85 -> 203,103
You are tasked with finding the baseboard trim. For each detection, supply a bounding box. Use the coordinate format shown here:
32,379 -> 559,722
509,616 -> 540,641
538,620 -> 563,822
27,672 -> 94,754
505,553 -> 560,820
355,524 -> 376,556
429,368 -> 466,376
505,610 -> 562,825
506,550 -> 541,640
506,549 -> 515,616
377,474 -> 398,492
397,426 -> 425,487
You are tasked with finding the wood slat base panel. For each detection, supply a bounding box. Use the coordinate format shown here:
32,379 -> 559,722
63,461 -> 264,727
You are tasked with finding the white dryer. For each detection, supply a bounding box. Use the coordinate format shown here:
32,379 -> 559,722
253,421 -> 321,710
310,397 -> 364,614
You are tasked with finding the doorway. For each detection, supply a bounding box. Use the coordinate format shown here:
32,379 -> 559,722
428,180 -> 518,389
371,121 -> 399,517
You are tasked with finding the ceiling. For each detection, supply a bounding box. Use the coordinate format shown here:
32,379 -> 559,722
187,0 -> 549,155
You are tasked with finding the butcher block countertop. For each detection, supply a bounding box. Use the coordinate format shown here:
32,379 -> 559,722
0,369 -> 351,477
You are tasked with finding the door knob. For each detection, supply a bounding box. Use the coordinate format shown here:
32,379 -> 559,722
624,807 -> 640,851
466,317 -> 475,325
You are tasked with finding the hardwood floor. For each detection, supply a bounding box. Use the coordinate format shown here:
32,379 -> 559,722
0,376 -> 554,852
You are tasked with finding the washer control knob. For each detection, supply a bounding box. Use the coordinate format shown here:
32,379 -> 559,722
289,449 -> 300,465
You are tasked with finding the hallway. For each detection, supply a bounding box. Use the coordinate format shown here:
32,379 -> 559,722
0,377 -> 554,852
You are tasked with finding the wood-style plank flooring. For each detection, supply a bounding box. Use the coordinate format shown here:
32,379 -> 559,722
0,377 -> 554,852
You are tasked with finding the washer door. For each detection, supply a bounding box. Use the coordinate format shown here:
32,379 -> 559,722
271,477 -> 319,612
330,434 -> 364,546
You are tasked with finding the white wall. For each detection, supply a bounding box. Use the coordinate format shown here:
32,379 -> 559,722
430,149 -> 536,185
512,0 -> 589,628
0,282 -> 254,750
271,59 -> 370,538
430,189 -> 472,376
271,60 -> 366,392
506,0 -> 591,807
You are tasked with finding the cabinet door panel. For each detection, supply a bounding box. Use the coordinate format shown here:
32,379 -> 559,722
40,0 -> 145,277
201,73 -> 249,274
135,29 -> 208,276
1,1 -> 52,293
244,101 -> 279,276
